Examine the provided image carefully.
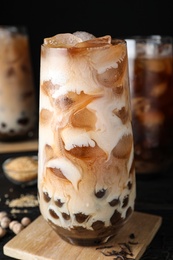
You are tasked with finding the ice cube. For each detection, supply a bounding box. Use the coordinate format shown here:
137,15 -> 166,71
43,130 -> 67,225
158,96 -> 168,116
73,31 -> 95,41
44,33 -> 82,48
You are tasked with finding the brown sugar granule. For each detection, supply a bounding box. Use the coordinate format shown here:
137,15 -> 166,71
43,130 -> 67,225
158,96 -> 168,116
8,194 -> 38,208
3,156 -> 38,182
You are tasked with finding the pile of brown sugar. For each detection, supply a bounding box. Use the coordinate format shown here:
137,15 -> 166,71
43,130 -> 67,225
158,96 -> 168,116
3,156 -> 38,183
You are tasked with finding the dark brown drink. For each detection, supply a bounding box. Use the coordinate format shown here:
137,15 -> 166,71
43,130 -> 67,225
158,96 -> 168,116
127,36 -> 173,174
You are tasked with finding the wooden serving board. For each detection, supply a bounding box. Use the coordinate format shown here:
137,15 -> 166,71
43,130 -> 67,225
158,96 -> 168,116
0,139 -> 38,153
3,211 -> 162,260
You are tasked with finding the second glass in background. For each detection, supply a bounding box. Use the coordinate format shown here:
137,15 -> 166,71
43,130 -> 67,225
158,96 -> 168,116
0,26 -> 38,142
126,35 -> 173,174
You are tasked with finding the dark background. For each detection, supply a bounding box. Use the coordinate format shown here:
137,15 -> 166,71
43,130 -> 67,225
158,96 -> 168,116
1,0 -> 173,97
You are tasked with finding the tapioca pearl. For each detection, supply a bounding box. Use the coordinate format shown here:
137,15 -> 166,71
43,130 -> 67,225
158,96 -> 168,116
74,213 -> 89,223
109,198 -> 120,207
43,191 -> 51,202
1,122 -> 6,128
54,199 -> 64,208
0,226 -> 7,238
95,188 -> 106,198
12,222 -> 24,235
49,208 -> 59,219
61,212 -> 70,221
0,211 -> 8,221
127,181 -> 132,190
21,91 -> 34,99
110,210 -> 122,225
21,217 -> 31,227
125,207 -> 132,219
9,129 -> 15,134
21,64 -> 29,73
5,67 -> 15,77
0,216 -> 11,229
122,195 -> 129,208
91,220 -> 105,231
17,117 -> 29,126
9,220 -> 19,230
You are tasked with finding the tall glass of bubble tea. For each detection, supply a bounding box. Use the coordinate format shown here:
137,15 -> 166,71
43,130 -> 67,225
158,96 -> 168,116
38,32 -> 136,246
126,35 -> 173,174
0,26 -> 37,142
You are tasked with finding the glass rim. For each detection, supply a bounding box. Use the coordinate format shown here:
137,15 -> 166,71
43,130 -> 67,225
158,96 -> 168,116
125,35 -> 172,44
41,38 -> 126,50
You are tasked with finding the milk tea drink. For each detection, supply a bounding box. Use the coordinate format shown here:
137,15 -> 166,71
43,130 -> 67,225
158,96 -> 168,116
0,26 -> 37,141
127,36 -> 173,174
38,32 -> 136,246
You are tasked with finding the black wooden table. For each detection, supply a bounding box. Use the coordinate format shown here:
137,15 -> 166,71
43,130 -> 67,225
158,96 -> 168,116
0,151 -> 173,260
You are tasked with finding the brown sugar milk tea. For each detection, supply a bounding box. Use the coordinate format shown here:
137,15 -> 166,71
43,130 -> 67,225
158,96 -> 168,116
0,26 -> 37,141
38,32 -> 136,246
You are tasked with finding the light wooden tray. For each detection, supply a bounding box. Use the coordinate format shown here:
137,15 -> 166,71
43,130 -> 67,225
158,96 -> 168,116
3,211 -> 162,260
0,139 -> 38,153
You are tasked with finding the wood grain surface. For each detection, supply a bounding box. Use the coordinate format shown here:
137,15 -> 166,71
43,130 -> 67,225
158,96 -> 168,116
0,139 -> 38,153
3,211 -> 162,260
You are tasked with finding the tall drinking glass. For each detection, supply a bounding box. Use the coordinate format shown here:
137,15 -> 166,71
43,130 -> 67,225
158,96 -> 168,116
126,35 -> 173,174
38,32 -> 136,246
0,26 -> 37,141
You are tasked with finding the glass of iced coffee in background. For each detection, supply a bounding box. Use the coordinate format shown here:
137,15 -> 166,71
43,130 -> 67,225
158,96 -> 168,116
126,35 -> 173,174
0,26 -> 37,142
38,32 -> 136,246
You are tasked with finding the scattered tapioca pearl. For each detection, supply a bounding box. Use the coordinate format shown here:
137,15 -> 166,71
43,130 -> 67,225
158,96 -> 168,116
0,226 -> 7,238
0,211 -> 32,236
0,211 -> 8,221
0,216 -> 11,229
12,222 -> 24,235
21,217 -> 31,227
9,220 -> 19,230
